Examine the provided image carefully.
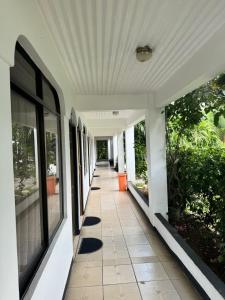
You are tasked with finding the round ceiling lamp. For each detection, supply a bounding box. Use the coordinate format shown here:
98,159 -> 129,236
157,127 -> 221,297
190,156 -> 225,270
136,45 -> 153,62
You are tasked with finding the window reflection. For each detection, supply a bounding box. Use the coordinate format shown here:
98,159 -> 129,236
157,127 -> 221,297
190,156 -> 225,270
44,110 -> 61,237
11,91 -> 44,284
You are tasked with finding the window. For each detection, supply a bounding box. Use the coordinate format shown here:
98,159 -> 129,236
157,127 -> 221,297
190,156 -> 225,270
44,110 -> 62,237
10,43 -> 63,297
83,127 -> 88,174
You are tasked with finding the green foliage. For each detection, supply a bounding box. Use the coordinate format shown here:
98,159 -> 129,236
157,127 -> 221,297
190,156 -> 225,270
97,140 -> 108,160
12,124 -> 36,190
134,120 -> 147,183
166,73 -> 225,262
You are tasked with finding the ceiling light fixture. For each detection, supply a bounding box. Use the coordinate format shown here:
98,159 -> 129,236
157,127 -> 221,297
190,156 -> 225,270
112,111 -> 119,116
136,45 -> 153,62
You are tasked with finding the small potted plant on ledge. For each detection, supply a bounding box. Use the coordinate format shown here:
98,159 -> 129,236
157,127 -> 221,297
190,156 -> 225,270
47,164 -> 57,195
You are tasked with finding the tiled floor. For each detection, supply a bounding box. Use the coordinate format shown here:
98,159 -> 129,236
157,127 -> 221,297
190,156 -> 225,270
65,166 -> 202,300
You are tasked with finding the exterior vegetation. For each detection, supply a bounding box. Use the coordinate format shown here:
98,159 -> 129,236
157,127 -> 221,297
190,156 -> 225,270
166,73 -> 225,281
96,140 -> 108,160
134,120 -> 148,201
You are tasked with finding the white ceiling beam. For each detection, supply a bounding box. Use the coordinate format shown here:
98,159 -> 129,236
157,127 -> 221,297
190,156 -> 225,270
155,23 -> 225,107
126,110 -> 145,127
89,127 -> 123,136
74,94 -> 150,111
85,118 -> 127,128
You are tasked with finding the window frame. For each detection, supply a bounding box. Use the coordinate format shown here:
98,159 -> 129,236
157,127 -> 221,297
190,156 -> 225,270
83,127 -> 88,174
10,43 -> 64,297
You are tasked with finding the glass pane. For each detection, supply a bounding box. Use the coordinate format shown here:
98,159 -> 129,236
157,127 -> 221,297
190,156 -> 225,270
11,50 -> 36,94
11,91 -> 44,284
44,110 -> 62,237
43,80 -> 57,112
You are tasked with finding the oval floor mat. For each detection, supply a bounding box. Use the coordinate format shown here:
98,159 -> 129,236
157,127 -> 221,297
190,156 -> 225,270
91,187 -> 101,190
83,216 -> 101,226
78,238 -> 103,254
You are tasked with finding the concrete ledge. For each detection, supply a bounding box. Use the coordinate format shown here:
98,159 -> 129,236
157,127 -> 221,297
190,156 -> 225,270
155,213 -> 225,300
128,182 -> 149,218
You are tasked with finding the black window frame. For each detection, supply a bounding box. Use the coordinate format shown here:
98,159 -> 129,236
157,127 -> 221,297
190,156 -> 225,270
10,42 -> 64,298
83,126 -> 88,174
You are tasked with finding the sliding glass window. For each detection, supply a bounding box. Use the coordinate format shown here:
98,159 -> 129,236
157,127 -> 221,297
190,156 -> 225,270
10,43 -> 63,297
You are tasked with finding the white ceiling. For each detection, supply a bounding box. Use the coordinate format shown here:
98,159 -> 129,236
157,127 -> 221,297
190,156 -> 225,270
83,110 -> 135,120
36,0 -> 225,95
81,109 -> 145,136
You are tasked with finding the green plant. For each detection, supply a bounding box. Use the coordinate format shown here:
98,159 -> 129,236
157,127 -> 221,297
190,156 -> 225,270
134,120 -> 147,183
166,73 -> 225,263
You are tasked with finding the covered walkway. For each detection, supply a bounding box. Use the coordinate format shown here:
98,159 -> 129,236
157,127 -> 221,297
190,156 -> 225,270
65,166 -> 201,300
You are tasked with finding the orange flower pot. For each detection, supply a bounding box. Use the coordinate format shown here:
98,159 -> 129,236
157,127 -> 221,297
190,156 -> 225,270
47,176 -> 56,195
118,173 -> 127,191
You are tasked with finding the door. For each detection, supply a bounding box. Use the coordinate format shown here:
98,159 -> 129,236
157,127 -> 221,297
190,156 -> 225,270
69,121 -> 80,235
78,128 -> 84,215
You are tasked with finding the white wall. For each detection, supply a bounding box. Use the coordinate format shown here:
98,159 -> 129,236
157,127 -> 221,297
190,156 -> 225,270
0,58 -> 20,300
0,2 -> 77,299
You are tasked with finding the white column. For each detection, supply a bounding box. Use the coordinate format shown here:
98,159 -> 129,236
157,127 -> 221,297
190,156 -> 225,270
125,126 -> 135,181
0,58 -> 20,299
113,135 -> 118,167
146,97 -> 168,224
117,132 -> 125,172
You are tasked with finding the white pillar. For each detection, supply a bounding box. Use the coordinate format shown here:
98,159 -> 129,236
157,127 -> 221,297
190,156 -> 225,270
113,135 -> 118,167
117,132 -> 125,172
146,97 -> 168,224
0,58 -> 20,299
125,126 -> 135,182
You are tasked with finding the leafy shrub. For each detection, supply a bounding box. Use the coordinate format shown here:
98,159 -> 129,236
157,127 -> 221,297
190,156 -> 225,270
166,73 -> 225,262
134,120 -> 147,183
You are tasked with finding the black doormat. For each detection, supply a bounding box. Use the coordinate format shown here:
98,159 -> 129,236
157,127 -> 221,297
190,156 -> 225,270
93,175 -> 100,177
78,238 -> 103,254
83,216 -> 101,226
91,187 -> 101,190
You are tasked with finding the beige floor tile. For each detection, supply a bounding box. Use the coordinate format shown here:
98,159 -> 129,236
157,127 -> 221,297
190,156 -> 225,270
102,235 -> 126,247
133,262 -> 169,282
159,255 -> 175,262
162,261 -> 186,279
124,233 -> 149,245
103,245 -> 129,260
102,227 -> 123,237
68,263 -> 102,287
65,286 -> 103,300
172,278 -> 202,300
103,264 -> 136,285
65,166 -> 201,300
138,280 -> 181,300
80,227 -> 101,236
75,249 -> 102,262
128,244 -> 156,258
104,283 -> 142,300
75,260 -> 102,268
122,226 -> 144,235
131,256 -> 159,264
103,257 -> 131,266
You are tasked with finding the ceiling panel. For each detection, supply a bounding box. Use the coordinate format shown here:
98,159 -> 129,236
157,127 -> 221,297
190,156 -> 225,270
36,0 -> 225,94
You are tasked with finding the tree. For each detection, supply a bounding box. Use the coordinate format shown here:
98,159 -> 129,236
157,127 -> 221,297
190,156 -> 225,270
134,120 -> 147,183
